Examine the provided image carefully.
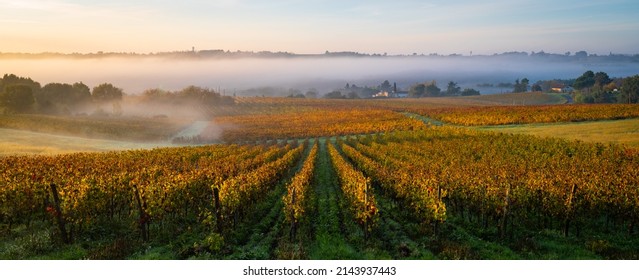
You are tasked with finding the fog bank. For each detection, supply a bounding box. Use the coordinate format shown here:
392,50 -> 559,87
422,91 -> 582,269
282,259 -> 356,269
2,56 -> 638,95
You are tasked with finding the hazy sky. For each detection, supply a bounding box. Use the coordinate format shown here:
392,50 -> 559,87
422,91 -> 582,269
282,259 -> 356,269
1,0 -> 638,55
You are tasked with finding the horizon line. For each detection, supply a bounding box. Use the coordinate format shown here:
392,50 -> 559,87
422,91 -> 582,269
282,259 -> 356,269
1,49 -> 639,57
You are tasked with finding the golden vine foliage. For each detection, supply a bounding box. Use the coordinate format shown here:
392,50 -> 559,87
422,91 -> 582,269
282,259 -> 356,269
283,140 -> 318,224
218,143 -> 304,221
328,141 -> 378,230
346,127 -> 639,233
340,138 -> 447,224
415,104 -> 639,126
215,109 -> 424,142
0,143 -> 295,236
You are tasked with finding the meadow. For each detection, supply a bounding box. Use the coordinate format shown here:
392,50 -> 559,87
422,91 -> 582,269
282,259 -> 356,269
479,118 -> 639,147
1,93 -> 638,259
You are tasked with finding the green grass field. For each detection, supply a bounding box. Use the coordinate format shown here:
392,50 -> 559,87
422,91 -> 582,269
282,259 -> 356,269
478,118 -> 639,148
0,128 -> 172,156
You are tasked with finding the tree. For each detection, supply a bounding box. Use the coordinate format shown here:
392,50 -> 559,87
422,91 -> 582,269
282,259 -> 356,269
179,85 -> 210,100
178,86 -> 233,105
460,88 -> 480,96
424,83 -> 441,97
446,81 -> 461,96
346,91 -> 360,99
40,82 -> 90,107
287,88 -> 305,98
139,86 -> 232,106
323,91 -> 345,99
603,82 -> 617,92
594,72 -> 611,88
92,83 -> 123,103
1,84 -> 34,113
513,78 -> 529,93
409,83 -> 426,97
573,71 -> 595,90
531,84 -> 542,92
41,83 -> 73,104
141,88 -> 170,103
287,88 -> 302,97
575,92 -> 595,104
575,51 -> 588,58
0,74 -> 41,93
305,89 -> 318,98
72,82 -> 91,104
620,75 -> 639,103
409,81 -> 440,97
380,80 -> 392,92
592,89 -> 616,103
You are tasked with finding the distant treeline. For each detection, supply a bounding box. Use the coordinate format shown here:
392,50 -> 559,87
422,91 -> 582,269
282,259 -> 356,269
532,71 -> 639,104
2,70 -> 637,116
140,86 -> 235,106
1,49 -> 639,62
318,80 -> 481,100
474,71 -> 639,104
0,74 -> 233,115
407,81 -> 480,98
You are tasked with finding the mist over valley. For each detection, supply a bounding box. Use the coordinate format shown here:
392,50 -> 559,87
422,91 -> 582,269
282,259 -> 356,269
2,52 -> 638,95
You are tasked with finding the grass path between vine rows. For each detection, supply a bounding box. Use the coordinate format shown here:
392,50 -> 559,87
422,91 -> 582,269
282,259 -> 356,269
226,141 -> 313,259
307,138 -> 361,259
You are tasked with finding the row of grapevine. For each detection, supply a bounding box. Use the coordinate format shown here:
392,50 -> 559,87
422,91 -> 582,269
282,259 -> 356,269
339,138 -> 447,227
283,140 -> 319,238
345,128 -> 639,237
414,104 -> 639,126
215,109 -> 424,142
216,143 -> 305,229
0,143 -> 297,242
327,141 -> 378,232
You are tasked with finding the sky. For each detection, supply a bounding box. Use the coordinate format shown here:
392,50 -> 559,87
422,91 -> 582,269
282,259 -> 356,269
1,0 -> 638,55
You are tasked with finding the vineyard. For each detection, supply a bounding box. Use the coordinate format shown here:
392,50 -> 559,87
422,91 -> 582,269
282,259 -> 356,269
1,96 -> 639,259
216,109 -> 424,142
415,103 -> 639,126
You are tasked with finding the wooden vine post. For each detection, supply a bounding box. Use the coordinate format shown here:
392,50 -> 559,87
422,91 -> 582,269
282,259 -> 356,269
500,186 -> 511,239
434,183 -> 442,235
132,185 -> 150,241
364,180 -> 370,240
563,184 -> 578,237
213,187 -> 222,233
290,187 -> 297,240
49,184 -> 70,244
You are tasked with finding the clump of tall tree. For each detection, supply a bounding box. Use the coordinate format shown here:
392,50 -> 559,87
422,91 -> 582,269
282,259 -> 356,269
513,78 -> 530,93
324,81 -> 390,99
409,81 -> 441,97
571,70 -> 638,104
0,84 -> 35,113
0,74 -> 40,113
90,83 -> 124,116
460,88 -> 481,96
0,73 -> 238,116
39,82 -> 92,114
0,73 -> 129,115
530,71 -> 638,104
620,75 -> 639,104
409,80 -> 480,97
141,85 -> 234,106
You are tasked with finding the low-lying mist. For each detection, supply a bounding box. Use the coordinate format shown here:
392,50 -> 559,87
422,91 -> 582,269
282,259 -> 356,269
3,55 -> 638,95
